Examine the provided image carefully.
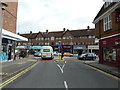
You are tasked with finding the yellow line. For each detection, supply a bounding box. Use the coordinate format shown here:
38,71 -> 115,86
86,64 -> 120,81
0,61 -> 39,88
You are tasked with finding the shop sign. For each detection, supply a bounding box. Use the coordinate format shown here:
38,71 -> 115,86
102,41 -> 107,45
116,12 -> 120,23
88,45 -> 99,49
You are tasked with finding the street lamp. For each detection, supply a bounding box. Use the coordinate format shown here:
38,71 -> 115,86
0,2 -> 8,57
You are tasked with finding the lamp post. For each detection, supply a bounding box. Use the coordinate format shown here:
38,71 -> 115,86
69,36 -> 73,53
0,2 -> 8,59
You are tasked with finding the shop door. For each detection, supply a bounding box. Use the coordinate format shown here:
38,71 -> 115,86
8,45 -> 12,60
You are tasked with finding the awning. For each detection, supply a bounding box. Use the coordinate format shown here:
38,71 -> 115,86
2,29 -> 28,41
32,46 -> 42,49
16,46 -> 25,49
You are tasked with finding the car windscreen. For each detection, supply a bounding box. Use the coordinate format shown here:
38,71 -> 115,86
43,49 -> 50,52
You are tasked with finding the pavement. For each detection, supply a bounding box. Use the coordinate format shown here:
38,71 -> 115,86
1,55 -> 38,81
84,61 -> 120,78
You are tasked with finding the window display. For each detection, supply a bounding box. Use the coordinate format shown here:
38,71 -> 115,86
103,47 -> 116,61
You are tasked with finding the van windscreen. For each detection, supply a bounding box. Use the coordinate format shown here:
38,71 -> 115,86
43,49 -> 50,52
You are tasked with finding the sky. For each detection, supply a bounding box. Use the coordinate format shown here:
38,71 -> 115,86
17,0 -> 104,34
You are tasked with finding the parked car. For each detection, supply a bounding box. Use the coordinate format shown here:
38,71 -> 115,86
78,53 -> 96,60
63,52 -> 73,57
53,51 -> 59,56
34,52 -> 41,57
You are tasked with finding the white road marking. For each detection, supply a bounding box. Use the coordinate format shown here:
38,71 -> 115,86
62,64 -> 65,69
57,64 -> 63,73
65,61 -> 66,64
64,81 -> 68,90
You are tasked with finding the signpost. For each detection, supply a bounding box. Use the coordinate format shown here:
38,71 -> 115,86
58,41 -> 61,53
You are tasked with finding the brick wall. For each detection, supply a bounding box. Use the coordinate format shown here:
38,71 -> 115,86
0,1 -> 18,33
95,11 -> 120,39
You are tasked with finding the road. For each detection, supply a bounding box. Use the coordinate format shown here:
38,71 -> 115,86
3,56 -> 119,89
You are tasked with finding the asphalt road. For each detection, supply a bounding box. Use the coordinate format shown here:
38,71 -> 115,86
3,56 -> 119,89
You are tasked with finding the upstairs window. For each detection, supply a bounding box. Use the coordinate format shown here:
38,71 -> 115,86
104,0 -> 113,8
104,15 -> 112,31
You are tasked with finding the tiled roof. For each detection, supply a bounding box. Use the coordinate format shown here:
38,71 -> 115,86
20,34 -> 30,38
69,29 -> 95,37
43,31 -> 64,37
19,29 -> 95,38
94,2 -> 117,21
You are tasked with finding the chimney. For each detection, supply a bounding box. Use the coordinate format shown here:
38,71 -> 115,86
63,28 -> 66,31
46,29 -> 48,33
30,31 -> 32,34
87,26 -> 90,30
67,29 -> 69,31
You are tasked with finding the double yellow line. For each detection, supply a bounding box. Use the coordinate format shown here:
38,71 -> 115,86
86,64 -> 120,81
0,61 -> 39,88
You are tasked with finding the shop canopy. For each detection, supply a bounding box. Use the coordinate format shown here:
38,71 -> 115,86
2,29 -> 28,41
16,46 -> 26,49
32,46 -> 42,49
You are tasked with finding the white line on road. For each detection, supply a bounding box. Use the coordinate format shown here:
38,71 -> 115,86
57,64 -> 63,73
64,81 -> 68,90
62,64 -> 65,69
65,61 -> 66,64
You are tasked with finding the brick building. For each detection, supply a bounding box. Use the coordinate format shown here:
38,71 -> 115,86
17,27 -> 98,55
93,1 -> 120,67
0,1 -> 27,61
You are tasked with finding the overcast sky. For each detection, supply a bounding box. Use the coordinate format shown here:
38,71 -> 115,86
17,0 -> 104,34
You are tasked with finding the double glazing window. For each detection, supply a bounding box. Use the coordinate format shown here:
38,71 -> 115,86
104,15 -> 112,31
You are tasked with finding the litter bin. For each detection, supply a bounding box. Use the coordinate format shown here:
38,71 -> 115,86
58,53 -> 62,60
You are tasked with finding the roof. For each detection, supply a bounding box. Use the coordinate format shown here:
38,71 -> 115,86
42,31 -> 64,37
19,29 -> 95,38
2,29 -> 28,41
69,29 -> 95,37
93,2 -> 117,22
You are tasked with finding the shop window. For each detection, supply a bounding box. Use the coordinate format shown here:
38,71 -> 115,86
103,47 -> 116,61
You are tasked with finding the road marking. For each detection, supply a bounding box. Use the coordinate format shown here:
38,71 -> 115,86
65,61 -> 66,64
86,64 -> 120,81
57,64 -> 63,73
62,64 -> 65,69
64,81 -> 68,90
0,61 -> 39,88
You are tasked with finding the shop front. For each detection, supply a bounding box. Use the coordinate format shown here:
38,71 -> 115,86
99,34 -> 120,67
0,29 -> 28,61
1,38 -> 15,61
61,45 -> 73,53
73,45 -> 86,54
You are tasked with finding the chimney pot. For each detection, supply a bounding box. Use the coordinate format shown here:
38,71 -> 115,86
63,28 -> 66,31
46,29 -> 48,33
30,31 -> 32,34
87,26 -> 90,30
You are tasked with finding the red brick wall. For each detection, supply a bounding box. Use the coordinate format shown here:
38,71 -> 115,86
95,11 -> 120,39
0,1 -> 18,33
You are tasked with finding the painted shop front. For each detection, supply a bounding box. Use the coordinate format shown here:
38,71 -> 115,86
99,34 -> 120,67
0,29 -> 28,61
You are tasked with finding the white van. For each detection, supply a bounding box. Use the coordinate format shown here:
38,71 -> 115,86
41,46 -> 54,60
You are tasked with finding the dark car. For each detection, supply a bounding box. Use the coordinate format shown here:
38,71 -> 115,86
78,53 -> 96,60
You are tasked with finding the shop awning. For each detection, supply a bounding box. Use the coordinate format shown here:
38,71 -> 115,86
32,46 -> 42,49
16,46 -> 25,49
2,29 -> 28,41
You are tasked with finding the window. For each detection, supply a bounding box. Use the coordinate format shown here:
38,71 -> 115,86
41,38 -> 44,40
63,37 -> 65,39
103,47 -> 116,61
51,37 -> 54,40
104,1 -> 113,8
104,15 -> 112,31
